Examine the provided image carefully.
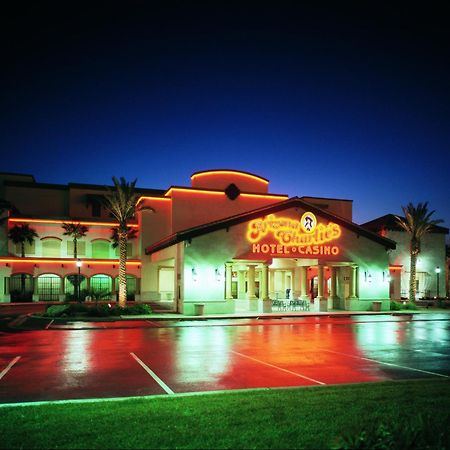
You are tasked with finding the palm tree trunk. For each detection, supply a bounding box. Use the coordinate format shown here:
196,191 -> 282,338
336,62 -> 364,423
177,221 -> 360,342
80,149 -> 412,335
409,251 -> 417,303
118,233 -> 127,308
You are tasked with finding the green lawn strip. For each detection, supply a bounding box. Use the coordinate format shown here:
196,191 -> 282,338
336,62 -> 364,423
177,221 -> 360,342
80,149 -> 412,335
1,379 -> 450,449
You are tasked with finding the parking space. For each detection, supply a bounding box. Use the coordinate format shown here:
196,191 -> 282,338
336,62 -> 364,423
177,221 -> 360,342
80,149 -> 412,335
0,314 -> 449,404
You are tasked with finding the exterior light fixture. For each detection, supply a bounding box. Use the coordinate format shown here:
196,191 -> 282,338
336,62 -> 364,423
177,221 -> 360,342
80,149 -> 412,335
364,271 -> 372,283
191,267 -> 198,282
215,268 -> 223,282
383,271 -> 390,282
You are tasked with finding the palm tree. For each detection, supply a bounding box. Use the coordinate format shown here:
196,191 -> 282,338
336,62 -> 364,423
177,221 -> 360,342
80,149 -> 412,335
8,224 -> 39,257
8,224 -> 39,295
0,199 -> 19,225
62,222 -> 89,302
62,222 -> 89,259
102,177 -> 153,307
395,202 -> 443,302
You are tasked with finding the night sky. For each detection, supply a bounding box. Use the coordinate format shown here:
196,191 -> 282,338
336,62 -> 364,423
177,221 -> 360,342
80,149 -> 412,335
1,1 -> 449,231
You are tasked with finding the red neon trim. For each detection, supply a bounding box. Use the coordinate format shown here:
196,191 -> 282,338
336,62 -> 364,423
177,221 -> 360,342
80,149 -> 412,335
389,265 -> 403,270
191,170 -> 269,184
0,257 -> 141,266
8,218 -> 139,228
165,187 -> 225,197
137,196 -> 171,205
240,193 -> 289,200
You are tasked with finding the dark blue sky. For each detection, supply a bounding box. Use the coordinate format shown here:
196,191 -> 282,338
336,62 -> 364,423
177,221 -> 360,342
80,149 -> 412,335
1,1 -> 449,229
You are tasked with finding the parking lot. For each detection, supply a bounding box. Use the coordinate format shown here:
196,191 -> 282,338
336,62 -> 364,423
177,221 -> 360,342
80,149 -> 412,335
1,313 -> 449,404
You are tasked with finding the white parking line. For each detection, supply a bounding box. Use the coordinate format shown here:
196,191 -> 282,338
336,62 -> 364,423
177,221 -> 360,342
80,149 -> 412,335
146,320 -> 163,327
130,352 -> 174,395
0,356 -> 21,381
45,320 -> 54,329
231,351 -> 326,385
325,349 -> 450,378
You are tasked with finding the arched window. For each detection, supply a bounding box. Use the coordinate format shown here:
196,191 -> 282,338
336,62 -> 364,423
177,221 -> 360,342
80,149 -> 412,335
37,274 -> 60,301
90,274 -> 112,299
91,239 -> 110,259
9,273 -> 33,302
64,274 -> 87,300
41,237 -> 62,257
114,242 -> 133,258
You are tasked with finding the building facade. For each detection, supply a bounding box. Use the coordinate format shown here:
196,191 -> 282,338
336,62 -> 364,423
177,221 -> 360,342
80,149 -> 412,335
1,169 -> 427,313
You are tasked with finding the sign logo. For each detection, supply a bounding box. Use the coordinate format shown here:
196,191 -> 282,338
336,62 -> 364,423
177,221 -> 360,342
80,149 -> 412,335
246,212 -> 341,257
300,212 -> 316,233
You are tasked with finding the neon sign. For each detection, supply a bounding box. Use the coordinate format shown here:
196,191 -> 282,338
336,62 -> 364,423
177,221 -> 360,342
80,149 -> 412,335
247,213 -> 341,257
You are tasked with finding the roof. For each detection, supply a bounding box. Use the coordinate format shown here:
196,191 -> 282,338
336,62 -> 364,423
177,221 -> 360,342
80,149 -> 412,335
146,197 -> 397,255
361,214 -> 449,234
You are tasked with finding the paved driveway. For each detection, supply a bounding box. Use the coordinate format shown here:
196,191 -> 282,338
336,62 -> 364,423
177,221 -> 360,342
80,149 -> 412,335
1,314 -> 449,404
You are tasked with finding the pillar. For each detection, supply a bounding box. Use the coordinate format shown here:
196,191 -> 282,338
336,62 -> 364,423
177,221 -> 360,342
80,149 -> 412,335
59,276 -> 65,302
280,270 -> 285,296
247,265 -> 257,299
349,265 -> 358,299
111,275 -> 116,301
300,266 -> 309,301
314,264 -> 327,312
293,267 -> 301,298
260,264 -> 269,301
238,270 -> 246,299
330,266 -> 340,309
269,269 -> 275,297
225,263 -> 233,299
32,276 -> 39,302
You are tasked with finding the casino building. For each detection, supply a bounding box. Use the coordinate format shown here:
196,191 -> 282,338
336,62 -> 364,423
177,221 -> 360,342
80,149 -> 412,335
1,169 -> 443,314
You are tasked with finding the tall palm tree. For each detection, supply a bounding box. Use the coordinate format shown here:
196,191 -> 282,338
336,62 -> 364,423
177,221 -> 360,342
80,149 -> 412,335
8,224 -> 39,257
62,222 -> 89,302
62,222 -> 89,259
102,177 -> 153,307
395,202 -> 443,302
8,224 -> 39,295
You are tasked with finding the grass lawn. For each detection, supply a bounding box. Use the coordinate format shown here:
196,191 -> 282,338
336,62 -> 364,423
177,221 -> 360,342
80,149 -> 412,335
1,379 -> 450,449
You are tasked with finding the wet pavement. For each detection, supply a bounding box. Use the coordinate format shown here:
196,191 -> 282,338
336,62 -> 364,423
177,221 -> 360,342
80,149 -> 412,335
1,313 -> 449,404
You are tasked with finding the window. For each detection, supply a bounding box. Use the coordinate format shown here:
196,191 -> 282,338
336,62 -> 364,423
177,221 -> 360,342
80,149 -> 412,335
67,241 -> 86,257
91,240 -> 110,258
14,241 -> 35,256
41,238 -> 62,257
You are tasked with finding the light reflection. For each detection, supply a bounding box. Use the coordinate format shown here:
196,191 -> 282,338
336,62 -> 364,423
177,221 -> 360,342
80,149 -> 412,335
63,330 -> 91,374
176,327 -> 231,382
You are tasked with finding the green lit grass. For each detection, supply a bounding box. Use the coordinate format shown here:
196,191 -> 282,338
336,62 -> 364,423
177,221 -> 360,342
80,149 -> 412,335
1,379 -> 450,449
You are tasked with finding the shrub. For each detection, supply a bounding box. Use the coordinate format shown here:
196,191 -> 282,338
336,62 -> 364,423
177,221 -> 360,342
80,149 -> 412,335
333,413 -> 450,450
122,303 -> 152,315
44,304 -> 71,317
390,301 -> 402,311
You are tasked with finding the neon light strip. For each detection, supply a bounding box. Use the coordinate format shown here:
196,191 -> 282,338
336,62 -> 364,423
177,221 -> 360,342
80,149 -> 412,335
8,218 -> 139,228
165,187 -> 225,197
137,196 -> 171,205
0,258 -> 141,265
240,193 -> 288,200
389,265 -> 402,270
191,170 -> 269,184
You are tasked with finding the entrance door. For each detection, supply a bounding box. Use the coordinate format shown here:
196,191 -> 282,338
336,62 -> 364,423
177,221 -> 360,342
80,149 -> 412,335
310,277 -> 318,300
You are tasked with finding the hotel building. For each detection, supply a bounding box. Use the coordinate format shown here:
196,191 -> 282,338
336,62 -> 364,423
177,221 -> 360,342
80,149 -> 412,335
0,170 -> 447,313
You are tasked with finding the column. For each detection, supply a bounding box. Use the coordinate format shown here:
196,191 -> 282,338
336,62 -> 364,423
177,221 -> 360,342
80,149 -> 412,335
247,265 -> 257,299
293,267 -> 301,298
32,276 -> 39,302
111,275 -> 117,301
314,264 -> 327,312
269,269 -> 275,297
225,263 -> 233,299
280,270 -> 285,297
134,278 -> 141,301
300,266 -> 309,301
59,276 -> 65,302
238,270 -> 246,299
260,264 -> 269,301
330,266 -> 340,309
349,265 -> 358,299
316,265 -> 324,300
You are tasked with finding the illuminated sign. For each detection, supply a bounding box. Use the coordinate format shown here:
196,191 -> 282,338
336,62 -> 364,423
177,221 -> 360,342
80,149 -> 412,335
247,213 -> 341,257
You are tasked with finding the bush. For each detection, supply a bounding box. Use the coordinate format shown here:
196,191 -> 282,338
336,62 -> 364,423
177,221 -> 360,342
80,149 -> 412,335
44,304 -> 71,317
333,413 -> 450,450
121,303 -> 152,315
390,301 -> 418,311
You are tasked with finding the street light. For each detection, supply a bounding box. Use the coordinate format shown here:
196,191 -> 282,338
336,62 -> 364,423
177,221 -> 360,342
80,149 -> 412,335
76,259 -> 82,302
435,266 -> 441,298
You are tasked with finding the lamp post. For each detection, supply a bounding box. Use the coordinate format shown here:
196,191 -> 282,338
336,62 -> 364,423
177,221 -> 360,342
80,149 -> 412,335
76,259 -> 82,302
435,266 -> 441,298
